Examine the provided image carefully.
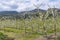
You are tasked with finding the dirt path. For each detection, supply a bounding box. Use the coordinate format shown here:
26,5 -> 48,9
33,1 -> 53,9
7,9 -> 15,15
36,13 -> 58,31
34,32 -> 60,40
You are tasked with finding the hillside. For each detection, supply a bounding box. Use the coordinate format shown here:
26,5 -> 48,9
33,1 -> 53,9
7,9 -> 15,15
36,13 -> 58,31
0,8 -> 60,19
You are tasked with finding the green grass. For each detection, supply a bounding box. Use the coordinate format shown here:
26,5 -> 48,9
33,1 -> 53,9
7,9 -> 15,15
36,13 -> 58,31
0,27 -> 24,33
0,17 -> 60,40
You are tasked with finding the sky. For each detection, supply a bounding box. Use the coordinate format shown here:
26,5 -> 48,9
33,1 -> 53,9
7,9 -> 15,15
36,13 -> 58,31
0,0 -> 60,12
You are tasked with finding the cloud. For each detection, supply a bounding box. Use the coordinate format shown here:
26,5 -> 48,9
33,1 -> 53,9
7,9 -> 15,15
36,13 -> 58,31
0,0 -> 60,12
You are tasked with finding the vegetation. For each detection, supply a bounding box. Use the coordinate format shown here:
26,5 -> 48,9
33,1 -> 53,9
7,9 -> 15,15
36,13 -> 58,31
0,32 -> 15,40
0,8 -> 60,40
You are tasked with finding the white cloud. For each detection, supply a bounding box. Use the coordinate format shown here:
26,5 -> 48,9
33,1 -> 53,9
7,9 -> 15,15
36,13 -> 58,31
0,0 -> 60,11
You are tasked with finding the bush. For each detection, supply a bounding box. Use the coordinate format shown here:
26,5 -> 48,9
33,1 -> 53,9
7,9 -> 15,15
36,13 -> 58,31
0,32 -> 9,40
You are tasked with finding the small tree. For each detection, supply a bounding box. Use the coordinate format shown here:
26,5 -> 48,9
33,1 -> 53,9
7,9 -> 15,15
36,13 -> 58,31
47,4 -> 57,40
33,3 -> 43,33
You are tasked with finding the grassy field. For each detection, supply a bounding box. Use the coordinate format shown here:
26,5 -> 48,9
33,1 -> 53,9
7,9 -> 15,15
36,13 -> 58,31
0,17 -> 60,40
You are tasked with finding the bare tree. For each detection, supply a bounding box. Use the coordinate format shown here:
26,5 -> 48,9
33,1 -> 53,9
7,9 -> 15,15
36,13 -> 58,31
47,4 -> 57,40
33,3 -> 43,33
33,3 -> 48,39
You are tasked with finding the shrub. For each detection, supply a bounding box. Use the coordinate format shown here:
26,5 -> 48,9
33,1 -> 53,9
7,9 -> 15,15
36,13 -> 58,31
0,32 -> 15,40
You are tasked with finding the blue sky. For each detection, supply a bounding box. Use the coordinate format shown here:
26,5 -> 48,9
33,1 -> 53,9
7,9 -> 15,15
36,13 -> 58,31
0,0 -> 60,12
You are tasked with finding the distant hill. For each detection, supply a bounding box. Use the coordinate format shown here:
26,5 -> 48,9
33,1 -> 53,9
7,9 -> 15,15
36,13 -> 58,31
19,9 -> 46,14
0,8 -> 60,19
0,11 -> 18,15
18,9 -> 46,18
0,9 -> 46,15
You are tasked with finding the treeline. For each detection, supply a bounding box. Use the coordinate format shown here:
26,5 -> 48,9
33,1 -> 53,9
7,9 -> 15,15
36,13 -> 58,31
0,12 -> 45,20
0,8 -> 60,20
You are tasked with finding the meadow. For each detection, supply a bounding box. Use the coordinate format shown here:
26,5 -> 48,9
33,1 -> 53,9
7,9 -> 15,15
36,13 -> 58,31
0,15 -> 60,40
